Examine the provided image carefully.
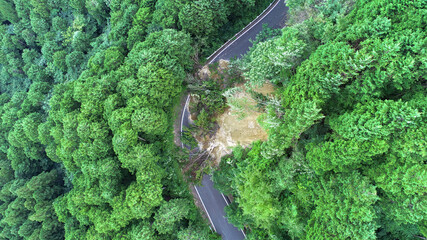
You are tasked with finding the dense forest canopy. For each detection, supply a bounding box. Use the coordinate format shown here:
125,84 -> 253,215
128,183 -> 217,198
214,0 -> 426,239
0,0 -> 425,239
0,0 -> 272,239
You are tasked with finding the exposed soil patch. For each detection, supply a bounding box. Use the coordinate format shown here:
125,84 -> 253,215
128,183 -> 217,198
196,82 -> 275,165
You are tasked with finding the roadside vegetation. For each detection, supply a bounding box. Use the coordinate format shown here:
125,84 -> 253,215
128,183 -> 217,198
0,0 -> 271,239
0,0 -> 425,239
213,0 -> 427,239
181,61 -> 245,182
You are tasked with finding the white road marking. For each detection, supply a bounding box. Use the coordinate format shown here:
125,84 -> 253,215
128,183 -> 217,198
221,193 -> 229,205
180,95 -> 191,148
194,185 -> 217,232
221,192 -> 247,238
180,97 -> 218,232
242,229 -> 247,238
208,0 -> 282,64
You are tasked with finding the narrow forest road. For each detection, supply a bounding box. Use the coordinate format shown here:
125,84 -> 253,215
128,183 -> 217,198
207,0 -> 288,64
180,1 -> 288,239
181,96 -> 246,240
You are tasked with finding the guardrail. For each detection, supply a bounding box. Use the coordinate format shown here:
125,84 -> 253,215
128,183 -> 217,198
206,0 -> 282,64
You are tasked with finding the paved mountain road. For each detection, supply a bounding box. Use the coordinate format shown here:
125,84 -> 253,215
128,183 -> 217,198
208,0 -> 288,63
196,175 -> 245,240
180,1 -> 288,239
181,96 -> 246,240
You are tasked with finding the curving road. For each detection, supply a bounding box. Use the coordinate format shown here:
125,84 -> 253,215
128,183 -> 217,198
181,96 -> 246,240
180,1 -> 288,239
207,0 -> 288,64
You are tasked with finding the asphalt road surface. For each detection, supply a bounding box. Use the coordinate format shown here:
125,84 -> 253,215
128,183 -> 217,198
181,96 -> 245,239
208,0 -> 288,63
181,1 -> 288,239
196,175 -> 246,240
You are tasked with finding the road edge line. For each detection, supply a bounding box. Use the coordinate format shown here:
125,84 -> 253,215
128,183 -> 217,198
206,0 -> 279,61
208,0 -> 282,64
180,97 -> 219,233
194,185 -> 217,232
242,229 -> 247,238
221,193 -> 230,205
221,193 -> 247,238
180,95 -> 191,148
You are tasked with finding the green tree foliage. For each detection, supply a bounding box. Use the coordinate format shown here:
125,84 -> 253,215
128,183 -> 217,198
259,100 -> 324,159
152,0 -> 188,29
2,0 -> 423,239
329,99 -> 421,140
126,5 -> 152,49
213,0 -> 427,239
306,137 -> 389,173
132,107 -> 168,136
42,6 -> 211,240
153,199 -> 191,234
178,0 -> 227,37
136,63 -> 183,107
0,0 -> 234,238
0,0 -> 19,23
306,171 -> 379,239
177,223 -> 220,240
138,28 -> 193,70
241,26 -> 309,86
236,163 -> 279,228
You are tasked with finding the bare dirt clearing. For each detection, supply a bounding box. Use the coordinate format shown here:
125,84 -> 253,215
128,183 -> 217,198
196,82 -> 275,165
